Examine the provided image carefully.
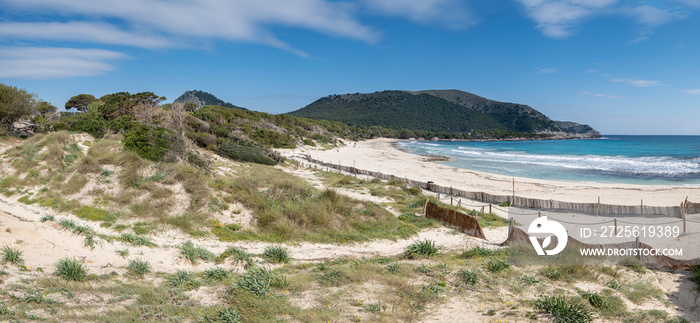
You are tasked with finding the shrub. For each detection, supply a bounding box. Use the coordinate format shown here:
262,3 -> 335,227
404,239 -> 439,259
262,245 -> 290,264
216,141 -> 276,165
55,258 -> 88,281
1,245 -> 23,265
69,108 -> 106,138
534,295 -> 592,323
123,124 -> 185,162
180,241 -> 215,264
127,259 -> 151,277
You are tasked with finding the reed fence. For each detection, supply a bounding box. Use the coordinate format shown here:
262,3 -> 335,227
424,201 -> 485,239
300,155 -> 700,218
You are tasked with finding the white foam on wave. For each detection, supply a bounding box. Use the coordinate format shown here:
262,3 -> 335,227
445,147 -> 700,178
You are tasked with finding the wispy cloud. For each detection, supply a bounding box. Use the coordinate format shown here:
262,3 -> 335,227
515,0 -> 695,39
0,22 -> 172,49
515,0 -> 618,38
538,67 -> 558,74
681,89 -> 700,95
0,47 -> 127,79
0,0 -> 379,57
360,0 -> 476,28
610,78 -> 661,87
581,91 -> 619,99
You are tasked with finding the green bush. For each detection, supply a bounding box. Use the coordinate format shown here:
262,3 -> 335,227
123,124 -> 184,162
55,258 -> 88,281
69,108 -> 106,138
216,141 -> 277,165
485,259 -> 510,273
217,246 -> 254,269
249,129 -> 295,148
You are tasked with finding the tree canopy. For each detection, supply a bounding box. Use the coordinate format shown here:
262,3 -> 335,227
0,83 -> 37,131
65,94 -> 96,112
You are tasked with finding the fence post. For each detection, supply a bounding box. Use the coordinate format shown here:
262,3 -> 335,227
437,193 -> 440,201
538,211 -> 541,218
512,178 -> 515,206
423,199 -> 429,217
450,186 -> 453,195
614,219 -> 618,236
458,199 -> 462,208
450,196 -> 453,206
597,196 -> 600,217
489,204 -> 492,214
681,202 -> 686,233
635,235 -> 640,260
641,199 -> 644,216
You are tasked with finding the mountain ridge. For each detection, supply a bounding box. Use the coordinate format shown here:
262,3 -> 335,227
173,90 -> 246,110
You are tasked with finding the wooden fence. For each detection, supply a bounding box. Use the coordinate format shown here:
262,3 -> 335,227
424,201 -> 485,239
301,155 -> 700,217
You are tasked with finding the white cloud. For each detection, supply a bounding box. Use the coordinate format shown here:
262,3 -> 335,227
581,91 -> 619,99
360,0 -> 476,28
0,22 -> 172,49
627,5 -> 680,27
0,0 -> 379,56
0,47 -> 127,79
538,67 -> 558,74
681,89 -> 700,95
515,0 -> 618,38
610,78 -> 661,87
515,0 -> 692,39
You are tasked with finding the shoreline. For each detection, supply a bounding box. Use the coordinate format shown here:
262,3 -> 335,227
293,138 -> 700,207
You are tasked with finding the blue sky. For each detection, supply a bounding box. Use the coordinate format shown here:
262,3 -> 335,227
1,0 -> 699,135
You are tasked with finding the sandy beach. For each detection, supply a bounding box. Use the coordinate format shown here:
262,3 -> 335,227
294,138 -> 700,207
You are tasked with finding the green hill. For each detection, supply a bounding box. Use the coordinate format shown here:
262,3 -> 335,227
287,91 -> 505,133
289,90 -> 601,137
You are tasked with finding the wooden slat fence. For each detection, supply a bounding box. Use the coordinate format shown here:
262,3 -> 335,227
302,155 -> 700,217
425,201 -> 485,239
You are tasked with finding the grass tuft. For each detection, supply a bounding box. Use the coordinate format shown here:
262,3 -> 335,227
1,245 -> 23,265
404,239 -> 439,259
534,295 -> 593,323
235,267 -> 288,297
180,240 -> 215,264
127,259 -> 151,277
55,257 -> 88,281
166,270 -> 201,290
262,245 -> 290,264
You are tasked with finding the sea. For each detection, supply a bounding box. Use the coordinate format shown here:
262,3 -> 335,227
396,136 -> 700,185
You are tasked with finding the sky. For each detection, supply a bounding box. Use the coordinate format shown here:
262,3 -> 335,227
1,0 -> 699,135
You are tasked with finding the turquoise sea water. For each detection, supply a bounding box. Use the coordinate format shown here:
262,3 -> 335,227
396,136 -> 700,185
